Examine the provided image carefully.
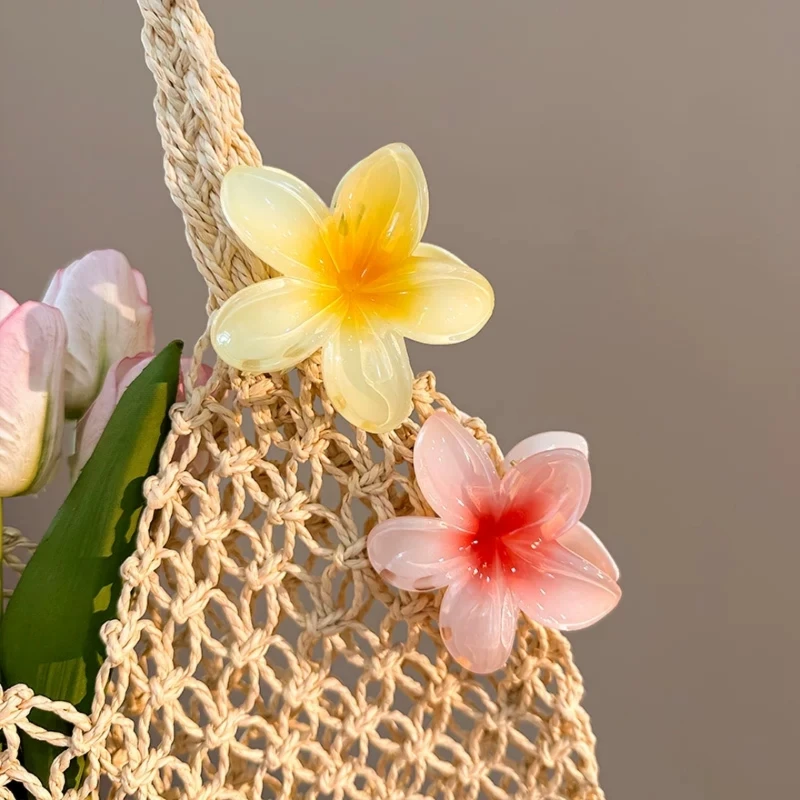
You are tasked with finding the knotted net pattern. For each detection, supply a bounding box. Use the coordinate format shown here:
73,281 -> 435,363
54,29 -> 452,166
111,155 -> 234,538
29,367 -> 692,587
0,2 -> 605,798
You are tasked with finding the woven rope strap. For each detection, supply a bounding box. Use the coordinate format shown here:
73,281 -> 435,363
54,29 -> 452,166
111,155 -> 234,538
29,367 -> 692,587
0,2 -> 605,798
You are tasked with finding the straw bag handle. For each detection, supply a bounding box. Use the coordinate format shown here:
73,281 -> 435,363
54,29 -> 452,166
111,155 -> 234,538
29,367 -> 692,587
139,0 -> 272,311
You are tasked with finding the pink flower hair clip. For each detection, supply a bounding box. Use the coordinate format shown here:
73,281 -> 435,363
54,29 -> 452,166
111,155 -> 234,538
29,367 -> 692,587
368,411 -> 621,674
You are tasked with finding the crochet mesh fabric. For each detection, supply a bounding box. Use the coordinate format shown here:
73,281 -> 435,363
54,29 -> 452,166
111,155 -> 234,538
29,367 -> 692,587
0,2 -> 605,798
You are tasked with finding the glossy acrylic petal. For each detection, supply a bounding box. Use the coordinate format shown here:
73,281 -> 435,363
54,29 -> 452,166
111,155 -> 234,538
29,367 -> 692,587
501,448 -> 591,543
211,277 -> 344,373
322,312 -> 414,434
221,165 -> 337,284
0,290 -> 19,324
439,571 -> 517,674
413,410 -> 500,530
367,516 -> 470,591
503,431 -> 589,472
510,539 -> 621,631
330,143 -> 429,277
42,250 -> 155,418
369,243 -> 494,344
559,521 -> 620,581
0,302 -> 67,496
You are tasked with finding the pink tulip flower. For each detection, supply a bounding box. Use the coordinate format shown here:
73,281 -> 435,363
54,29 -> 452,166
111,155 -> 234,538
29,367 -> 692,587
44,250 -> 154,418
72,353 -> 212,476
368,411 -> 621,674
0,291 -> 67,497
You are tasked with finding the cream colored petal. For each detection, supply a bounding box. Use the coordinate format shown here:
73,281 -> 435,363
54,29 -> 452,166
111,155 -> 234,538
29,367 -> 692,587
211,277 -> 344,373
221,165 -> 337,284
368,243 -> 494,344
330,144 -> 429,277
322,312 -> 414,434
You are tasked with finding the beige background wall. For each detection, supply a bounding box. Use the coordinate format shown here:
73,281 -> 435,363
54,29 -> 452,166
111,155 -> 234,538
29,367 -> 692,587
2,2 -> 799,797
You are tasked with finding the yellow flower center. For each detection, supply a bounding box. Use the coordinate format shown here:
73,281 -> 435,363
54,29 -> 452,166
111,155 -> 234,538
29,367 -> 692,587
316,213 -> 412,321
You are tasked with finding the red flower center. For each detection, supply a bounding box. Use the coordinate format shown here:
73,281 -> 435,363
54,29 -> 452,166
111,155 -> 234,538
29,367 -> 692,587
459,499 -> 549,582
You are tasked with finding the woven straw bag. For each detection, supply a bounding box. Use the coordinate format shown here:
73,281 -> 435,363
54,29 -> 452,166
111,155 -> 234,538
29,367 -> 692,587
0,2 -> 606,798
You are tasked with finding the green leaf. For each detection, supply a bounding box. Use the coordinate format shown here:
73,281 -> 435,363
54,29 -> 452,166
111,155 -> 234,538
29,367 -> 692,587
0,341 -> 183,791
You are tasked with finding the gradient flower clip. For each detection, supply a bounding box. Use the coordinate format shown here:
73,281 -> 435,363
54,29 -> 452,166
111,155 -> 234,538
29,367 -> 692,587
211,144 -> 494,434
368,411 -> 621,674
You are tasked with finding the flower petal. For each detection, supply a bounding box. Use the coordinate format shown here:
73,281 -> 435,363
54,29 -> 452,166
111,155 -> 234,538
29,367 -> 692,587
413,410 -> 500,530
180,358 -> 213,396
559,521 -> 620,581
330,144 -> 429,276
72,354 -> 152,477
510,540 -> 621,631
40,268 -> 63,306
132,269 -> 149,303
72,355 -> 215,479
368,243 -> 494,345
0,302 -> 66,496
211,277 -> 345,373
503,431 -> 589,472
440,571 -> 517,673
367,516 -> 469,591
322,311 -> 414,434
42,250 -> 155,418
501,448 -> 591,543
221,165 -> 337,284
0,291 -> 19,324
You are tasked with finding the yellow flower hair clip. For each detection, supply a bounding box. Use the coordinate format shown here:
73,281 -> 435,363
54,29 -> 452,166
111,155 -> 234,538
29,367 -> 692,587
212,144 -> 494,433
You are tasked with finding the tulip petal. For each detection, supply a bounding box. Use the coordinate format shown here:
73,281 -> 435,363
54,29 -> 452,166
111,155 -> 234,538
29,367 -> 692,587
510,539 -> 621,631
221,165 -> 337,284
367,243 -> 494,344
181,359 -> 213,395
42,250 -> 155,418
132,269 -> 149,303
413,410 -> 500,531
211,277 -> 345,373
501,448 -> 591,544
0,302 -> 66,496
72,354 -> 152,476
40,268 -> 63,306
73,354 -> 214,478
0,291 -> 19,324
322,311 -> 414,434
367,516 -> 470,591
559,521 -> 620,581
503,431 -> 589,472
330,144 -> 429,278
439,571 -> 517,673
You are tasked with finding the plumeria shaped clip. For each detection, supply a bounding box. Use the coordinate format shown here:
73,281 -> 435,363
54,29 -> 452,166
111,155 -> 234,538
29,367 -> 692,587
212,144 -> 494,433
368,412 -> 621,674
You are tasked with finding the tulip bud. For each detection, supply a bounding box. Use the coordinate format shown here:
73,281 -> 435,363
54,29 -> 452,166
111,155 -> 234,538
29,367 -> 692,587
43,250 -> 154,418
72,354 -> 211,476
0,291 -> 67,497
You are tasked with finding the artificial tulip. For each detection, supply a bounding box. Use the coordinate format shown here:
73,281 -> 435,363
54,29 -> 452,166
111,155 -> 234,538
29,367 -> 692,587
72,353 -> 212,476
44,250 -> 155,418
0,291 -> 67,497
